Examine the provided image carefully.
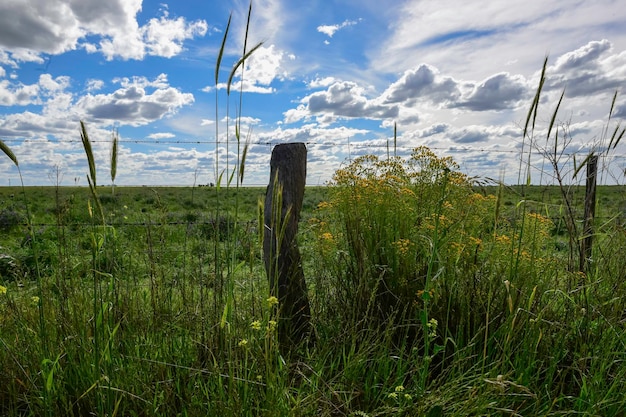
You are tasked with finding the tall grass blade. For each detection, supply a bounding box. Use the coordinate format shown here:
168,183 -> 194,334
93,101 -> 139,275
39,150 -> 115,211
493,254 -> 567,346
393,122 -> 397,157
520,56 -> 547,187
547,89 -> 565,144
572,152 -> 595,179
608,91 -> 618,120
612,127 -> 625,150
244,1 -> 252,54
607,122 -> 624,150
80,121 -> 97,186
87,175 -> 105,224
226,42 -> 264,95
110,129 -> 118,184
0,139 -> 18,167
238,0 -> 253,114
215,14 -> 232,85
524,56 -> 548,139
239,142 -> 249,183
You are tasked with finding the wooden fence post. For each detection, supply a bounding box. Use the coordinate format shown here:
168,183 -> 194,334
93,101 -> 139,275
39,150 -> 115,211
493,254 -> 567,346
263,143 -> 313,351
580,155 -> 598,274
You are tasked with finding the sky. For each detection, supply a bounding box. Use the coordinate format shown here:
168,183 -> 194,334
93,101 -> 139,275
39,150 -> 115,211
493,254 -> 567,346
1,0 -> 626,187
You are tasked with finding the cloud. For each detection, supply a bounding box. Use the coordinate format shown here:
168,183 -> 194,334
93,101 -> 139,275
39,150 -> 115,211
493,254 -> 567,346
222,116 -> 260,125
147,132 -> 176,140
419,123 -> 450,138
76,80 -> 194,126
85,79 -> 104,92
317,19 -> 359,38
0,110 -> 75,139
288,81 -> 398,124
0,74 -> 70,107
546,40 -> 626,97
135,15 -> 208,59
371,0 -> 626,87
381,64 -> 461,106
287,62 -> 532,127
455,72 -> 529,111
449,126 -> 491,144
0,0 -> 207,63
307,76 -> 337,89
0,80 -> 40,106
553,39 -> 612,71
0,73 -> 195,144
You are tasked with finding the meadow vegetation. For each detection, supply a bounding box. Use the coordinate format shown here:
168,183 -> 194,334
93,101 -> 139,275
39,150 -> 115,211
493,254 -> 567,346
1,7 -> 626,416
1,152 -> 625,416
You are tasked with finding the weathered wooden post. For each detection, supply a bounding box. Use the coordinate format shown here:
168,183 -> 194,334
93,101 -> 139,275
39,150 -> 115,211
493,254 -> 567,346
580,155 -> 598,274
263,143 -> 313,351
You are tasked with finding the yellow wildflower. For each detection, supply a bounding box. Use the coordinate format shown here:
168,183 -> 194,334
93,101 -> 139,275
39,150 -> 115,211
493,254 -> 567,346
393,238 -> 411,255
317,201 -> 331,210
238,339 -> 248,347
0,285 -> 7,295
251,320 -> 262,331
31,296 -> 40,306
427,318 -> 438,338
395,385 -> 405,392
267,320 -> 277,332
266,296 -> 279,308
495,234 -> 511,244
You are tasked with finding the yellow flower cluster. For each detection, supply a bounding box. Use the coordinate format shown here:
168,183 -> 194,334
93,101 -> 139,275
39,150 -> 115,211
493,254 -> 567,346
267,320 -> 277,332
393,238 -> 411,255
388,385 -> 412,401
427,318 -> 438,338
317,201 -> 332,210
266,296 -> 279,308
494,234 -> 511,244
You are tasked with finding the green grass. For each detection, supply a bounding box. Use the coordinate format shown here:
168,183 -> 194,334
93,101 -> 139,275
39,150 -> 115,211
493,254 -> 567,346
0,181 -> 625,416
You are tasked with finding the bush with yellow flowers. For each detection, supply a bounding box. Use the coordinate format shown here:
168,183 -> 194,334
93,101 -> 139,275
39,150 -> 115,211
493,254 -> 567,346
311,147 -> 561,353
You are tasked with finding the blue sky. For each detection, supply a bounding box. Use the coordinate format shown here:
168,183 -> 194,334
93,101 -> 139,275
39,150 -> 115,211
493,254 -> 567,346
1,0 -> 625,186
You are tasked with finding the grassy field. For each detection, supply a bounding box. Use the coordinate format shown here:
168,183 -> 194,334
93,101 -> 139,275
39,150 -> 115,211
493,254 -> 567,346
1,169 -> 625,416
2,9 -> 626,415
